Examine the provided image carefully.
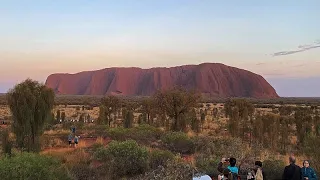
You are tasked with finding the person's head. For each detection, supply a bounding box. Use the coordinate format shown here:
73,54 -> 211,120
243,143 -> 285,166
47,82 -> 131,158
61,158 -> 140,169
289,155 -> 296,164
303,160 -> 310,168
255,161 -> 263,168
229,157 -> 237,167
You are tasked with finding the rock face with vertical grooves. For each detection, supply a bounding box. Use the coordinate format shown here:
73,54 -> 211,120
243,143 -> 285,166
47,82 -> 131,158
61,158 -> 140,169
45,63 -> 279,98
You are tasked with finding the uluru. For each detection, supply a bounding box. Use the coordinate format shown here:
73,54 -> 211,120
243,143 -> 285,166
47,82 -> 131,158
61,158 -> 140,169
45,63 -> 279,98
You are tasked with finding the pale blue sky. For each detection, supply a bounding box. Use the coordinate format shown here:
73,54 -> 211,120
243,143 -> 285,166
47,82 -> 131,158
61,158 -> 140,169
0,0 -> 320,96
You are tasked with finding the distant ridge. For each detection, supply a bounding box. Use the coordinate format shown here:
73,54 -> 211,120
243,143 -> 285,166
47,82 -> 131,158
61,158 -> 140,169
45,63 -> 279,98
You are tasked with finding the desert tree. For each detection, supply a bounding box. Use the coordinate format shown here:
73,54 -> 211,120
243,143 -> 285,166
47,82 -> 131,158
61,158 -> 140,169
200,109 -> 206,131
79,114 -> 84,122
124,110 -> 134,128
86,114 -> 91,122
190,109 -> 200,133
314,114 -> 320,136
97,105 -> 106,125
252,113 -> 263,145
153,86 -> 199,131
262,113 -> 280,149
101,95 -> 122,127
7,79 -> 55,152
225,99 -> 254,141
1,129 -> 12,156
212,108 -> 218,119
279,106 -> 293,116
140,98 -> 155,125
279,115 -> 290,152
56,110 -> 61,121
61,111 -> 66,122
294,107 -> 312,145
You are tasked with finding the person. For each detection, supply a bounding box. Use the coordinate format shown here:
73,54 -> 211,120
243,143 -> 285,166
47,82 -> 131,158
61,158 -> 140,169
218,157 -> 239,180
301,160 -> 317,180
193,174 -> 212,180
249,161 -> 266,180
68,134 -> 73,147
71,126 -> 76,133
74,135 -> 79,147
218,168 -> 234,180
282,155 -> 301,180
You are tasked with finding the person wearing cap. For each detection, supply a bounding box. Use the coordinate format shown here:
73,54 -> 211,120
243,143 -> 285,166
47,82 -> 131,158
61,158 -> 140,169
301,160 -> 317,180
282,155 -> 301,180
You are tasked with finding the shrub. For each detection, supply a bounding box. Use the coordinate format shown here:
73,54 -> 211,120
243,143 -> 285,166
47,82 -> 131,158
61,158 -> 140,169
1,129 -> 12,156
161,132 -> 195,154
93,147 -> 109,161
106,125 -> 163,145
195,154 -> 220,177
263,159 -> 285,180
132,160 -> 194,180
106,127 -> 129,141
303,135 -> 320,173
0,153 -> 71,180
94,140 -> 148,178
149,149 -> 175,169
130,124 -> 163,144
193,136 -> 244,160
70,163 -> 96,180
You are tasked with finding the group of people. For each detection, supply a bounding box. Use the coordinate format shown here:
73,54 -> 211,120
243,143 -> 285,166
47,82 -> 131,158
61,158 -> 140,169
283,155 -> 317,180
67,126 -> 80,147
216,157 -> 265,180
193,155 -> 318,180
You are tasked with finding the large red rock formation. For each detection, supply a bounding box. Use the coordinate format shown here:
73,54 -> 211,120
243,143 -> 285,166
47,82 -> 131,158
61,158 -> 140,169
45,63 -> 279,98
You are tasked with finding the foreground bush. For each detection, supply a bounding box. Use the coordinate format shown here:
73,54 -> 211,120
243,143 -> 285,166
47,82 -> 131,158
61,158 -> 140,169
161,132 -> 195,154
70,163 -> 96,180
195,154 -> 220,177
94,140 -> 148,178
106,125 -> 163,145
193,135 -> 244,160
0,153 -> 71,180
132,160 -> 194,180
263,159 -> 285,180
149,149 -> 175,169
303,135 -> 320,173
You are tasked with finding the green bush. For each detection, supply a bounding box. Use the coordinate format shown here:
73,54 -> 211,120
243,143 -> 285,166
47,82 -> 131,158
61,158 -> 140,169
70,163 -> 96,180
161,132 -> 195,154
106,127 -> 129,141
132,160 -> 194,180
263,159 -> 285,180
303,135 -> 320,173
94,140 -> 148,178
93,147 -> 109,161
193,136 -> 244,160
1,129 -> 12,156
195,154 -> 220,177
0,153 -> 71,180
130,125 -> 163,144
149,149 -> 175,169
106,125 -> 163,145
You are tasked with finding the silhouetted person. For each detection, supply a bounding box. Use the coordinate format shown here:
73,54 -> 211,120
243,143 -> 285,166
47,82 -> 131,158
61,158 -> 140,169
282,155 -> 301,180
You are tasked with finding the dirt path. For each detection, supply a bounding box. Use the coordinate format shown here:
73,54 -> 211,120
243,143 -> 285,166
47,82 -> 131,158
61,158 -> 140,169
41,136 -> 112,154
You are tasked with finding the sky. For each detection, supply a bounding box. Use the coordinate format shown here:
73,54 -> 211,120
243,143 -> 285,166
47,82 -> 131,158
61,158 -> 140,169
0,0 -> 320,96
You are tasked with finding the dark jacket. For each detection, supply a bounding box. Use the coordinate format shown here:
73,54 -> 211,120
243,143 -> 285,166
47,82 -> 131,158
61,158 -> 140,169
218,162 -> 239,180
301,167 -> 317,180
282,164 -> 301,180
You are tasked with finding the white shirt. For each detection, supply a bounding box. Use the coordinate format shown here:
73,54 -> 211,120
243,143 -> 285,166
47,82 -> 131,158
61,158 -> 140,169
193,175 -> 212,180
